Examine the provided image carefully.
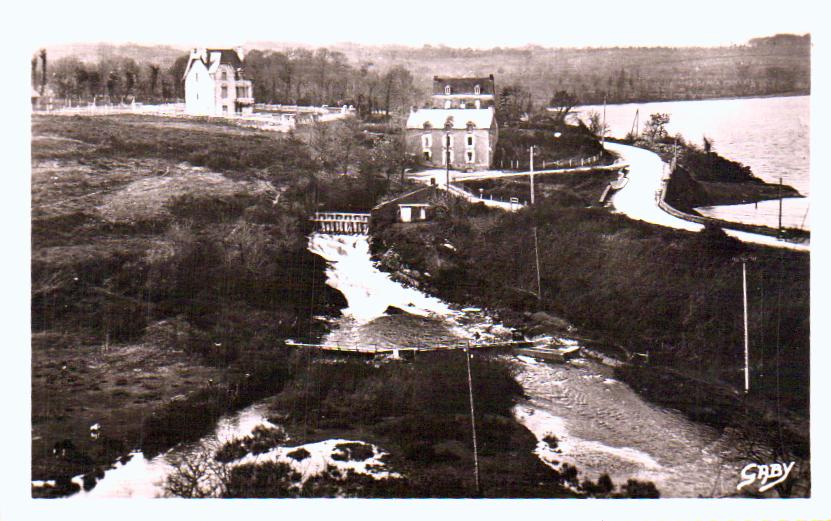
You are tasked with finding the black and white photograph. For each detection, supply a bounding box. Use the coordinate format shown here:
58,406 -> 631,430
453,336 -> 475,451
4,0 -> 829,518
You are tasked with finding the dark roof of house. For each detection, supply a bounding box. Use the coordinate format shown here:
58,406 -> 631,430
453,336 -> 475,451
432,75 -> 495,96
205,49 -> 243,69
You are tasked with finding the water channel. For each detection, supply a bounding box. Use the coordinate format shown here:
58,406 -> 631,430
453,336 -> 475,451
53,233 -> 760,498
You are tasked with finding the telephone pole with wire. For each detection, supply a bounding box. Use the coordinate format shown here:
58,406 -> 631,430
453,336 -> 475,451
464,344 -> 482,496
529,145 -> 535,205
733,254 -> 756,394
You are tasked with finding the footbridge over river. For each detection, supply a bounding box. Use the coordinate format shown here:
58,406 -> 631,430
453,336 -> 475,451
312,212 -> 370,234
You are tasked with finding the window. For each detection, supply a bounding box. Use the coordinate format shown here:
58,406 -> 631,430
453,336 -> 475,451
422,134 -> 432,148
221,71 -> 228,80
466,150 -> 475,163
466,135 -> 474,147
444,100 -> 451,109
221,86 -> 228,98
460,102 -> 466,109
475,100 -> 481,109
444,85 -> 451,95
222,105 -> 228,113
474,85 -> 481,95
423,150 -> 432,160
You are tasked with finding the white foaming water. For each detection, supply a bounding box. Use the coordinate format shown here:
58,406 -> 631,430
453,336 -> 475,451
308,234 -> 455,324
512,356 -> 751,497
61,404 -> 275,498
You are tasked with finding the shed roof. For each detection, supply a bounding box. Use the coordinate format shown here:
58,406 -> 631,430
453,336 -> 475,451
406,108 -> 495,130
372,186 -> 437,210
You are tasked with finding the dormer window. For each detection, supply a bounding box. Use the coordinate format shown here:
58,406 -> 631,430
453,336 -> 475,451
474,84 -> 481,95
445,85 -> 451,95
444,116 -> 454,130
423,121 -> 432,130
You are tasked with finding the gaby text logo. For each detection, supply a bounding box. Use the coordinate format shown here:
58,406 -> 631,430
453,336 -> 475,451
737,462 -> 795,493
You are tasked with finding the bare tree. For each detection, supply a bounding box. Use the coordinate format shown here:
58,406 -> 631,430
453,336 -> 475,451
163,439 -> 232,498
31,55 -> 38,89
586,110 -> 608,137
643,112 -> 670,142
548,90 -> 579,123
39,49 -> 47,96
148,64 -> 160,99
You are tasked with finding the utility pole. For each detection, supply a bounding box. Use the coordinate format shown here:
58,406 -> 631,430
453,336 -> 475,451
733,254 -> 755,394
533,226 -> 542,301
602,94 -> 607,148
445,131 -> 451,196
778,177 -> 783,237
742,259 -> 750,394
529,146 -> 535,205
464,345 -> 482,496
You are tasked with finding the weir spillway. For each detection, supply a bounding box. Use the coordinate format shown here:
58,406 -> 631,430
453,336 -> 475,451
312,212 -> 370,234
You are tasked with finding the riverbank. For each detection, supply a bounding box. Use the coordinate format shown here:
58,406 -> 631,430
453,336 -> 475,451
370,183 -> 809,493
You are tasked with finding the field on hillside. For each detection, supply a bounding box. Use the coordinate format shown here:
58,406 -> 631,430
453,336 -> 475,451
30,114 -> 347,492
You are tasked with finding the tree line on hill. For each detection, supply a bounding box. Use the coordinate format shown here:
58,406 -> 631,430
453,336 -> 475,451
36,33 -> 809,111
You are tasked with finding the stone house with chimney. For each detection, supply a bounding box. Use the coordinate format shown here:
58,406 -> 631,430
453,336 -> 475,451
183,48 -> 254,116
405,75 -> 498,171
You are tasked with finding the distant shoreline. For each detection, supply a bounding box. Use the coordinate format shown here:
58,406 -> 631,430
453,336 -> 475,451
574,91 -> 809,109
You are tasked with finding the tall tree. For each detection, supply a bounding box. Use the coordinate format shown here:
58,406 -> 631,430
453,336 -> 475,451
39,49 -> 47,96
31,55 -> 38,89
148,64 -> 160,98
643,113 -> 671,142
548,90 -> 578,123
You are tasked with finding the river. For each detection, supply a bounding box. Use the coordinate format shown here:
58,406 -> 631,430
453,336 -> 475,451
578,95 -> 810,229
47,233 -> 765,498
305,234 -> 756,497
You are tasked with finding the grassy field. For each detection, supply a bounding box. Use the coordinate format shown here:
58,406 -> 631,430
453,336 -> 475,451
30,114 -> 349,491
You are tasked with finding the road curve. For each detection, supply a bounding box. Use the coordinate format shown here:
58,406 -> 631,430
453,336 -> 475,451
604,143 -> 703,232
605,143 -> 809,252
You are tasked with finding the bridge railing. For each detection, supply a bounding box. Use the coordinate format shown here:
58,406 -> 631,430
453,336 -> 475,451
312,212 -> 371,234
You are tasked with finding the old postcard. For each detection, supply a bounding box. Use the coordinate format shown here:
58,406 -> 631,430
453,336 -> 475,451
4,0 -> 828,519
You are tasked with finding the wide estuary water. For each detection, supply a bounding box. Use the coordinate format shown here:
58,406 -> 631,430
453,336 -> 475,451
579,95 -> 810,229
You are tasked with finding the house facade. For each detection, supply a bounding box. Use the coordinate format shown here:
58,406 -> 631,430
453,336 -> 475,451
183,48 -> 254,116
405,75 -> 498,171
405,107 -> 498,171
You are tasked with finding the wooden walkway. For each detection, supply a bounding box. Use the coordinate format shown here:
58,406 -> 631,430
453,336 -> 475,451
284,339 -> 533,355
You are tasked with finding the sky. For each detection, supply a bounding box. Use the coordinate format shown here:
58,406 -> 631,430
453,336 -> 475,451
20,0 -> 817,50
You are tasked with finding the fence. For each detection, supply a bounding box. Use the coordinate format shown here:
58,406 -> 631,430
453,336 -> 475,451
500,153 -> 604,171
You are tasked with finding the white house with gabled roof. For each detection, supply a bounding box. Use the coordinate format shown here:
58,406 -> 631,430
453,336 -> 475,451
183,48 -> 254,116
405,106 -> 498,171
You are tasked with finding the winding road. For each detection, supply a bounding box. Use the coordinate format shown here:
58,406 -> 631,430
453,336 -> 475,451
605,143 -> 809,252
